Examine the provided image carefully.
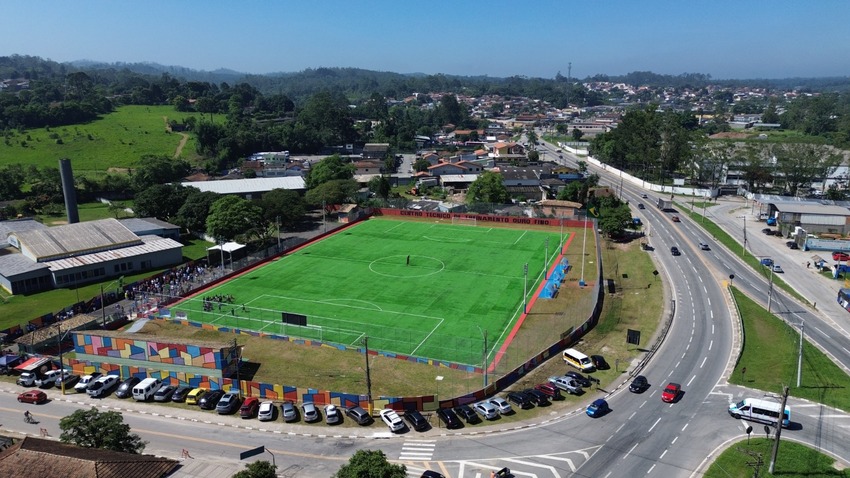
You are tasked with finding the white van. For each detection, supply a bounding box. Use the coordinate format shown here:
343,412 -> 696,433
562,348 -> 595,372
729,398 -> 790,428
132,378 -> 162,401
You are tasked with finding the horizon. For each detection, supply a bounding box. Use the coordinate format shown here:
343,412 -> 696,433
3,1 -> 850,81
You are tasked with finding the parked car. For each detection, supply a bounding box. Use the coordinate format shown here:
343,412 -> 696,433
591,355 -> 610,370
661,382 -> 681,403
786,241 -> 799,249
87,375 -> 119,398
404,409 -> 429,431
380,409 -> 405,432
114,377 -> 141,399
18,390 -> 47,404
35,370 -> 62,388
301,401 -> 320,422
198,389 -> 225,410
435,408 -> 462,429
454,404 -> 481,423
170,385 -> 193,402
534,383 -> 562,400
506,390 -> 533,409
257,401 -> 276,421
473,401 -> 499,420
282,401 -> 299,422
240,397 -> 260,418
153,384 -> 177,402
629,375 -> 649,393
670,246 -> 681,256
772,264 -> 784,273
548,376 -> 582,395
523,388 -> 551,406
215,392 -> 241,414
17,372 -> 36,387
586,398 -> 610,418
345,406 -> 372,425
324,404 -> 342,425
74,373 -> 102,393
565,371 -> 591,388
833,251 -> 850,261
186,387 -> 208,405
55,372 -> 80,390
762,228 -> 773,235
488,396 -> 513,415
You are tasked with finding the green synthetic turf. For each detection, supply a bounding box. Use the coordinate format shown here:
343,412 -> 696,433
170,218 -> 567,365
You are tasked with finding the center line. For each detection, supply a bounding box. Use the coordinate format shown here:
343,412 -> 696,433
648,417 -> 662,433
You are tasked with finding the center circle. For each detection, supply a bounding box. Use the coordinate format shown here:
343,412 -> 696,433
369,255 -> 445,278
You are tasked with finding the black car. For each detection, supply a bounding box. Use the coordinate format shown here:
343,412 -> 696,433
762,227 -> 773,234
638,203 -> 645,209
171,385 -> 193,402
454,404 -> 480,424
153,384 -> 176,402
435,408 -> 462,429
420,471 -> 446,478
114,377 -> 141,399
523,388 -> 551,406
55,372 -> 80,390
506,391 -> 533,409
565,371 -> 592,388
591,355 -> 610,370
629,375 -> 649,393
670,246 -> 681,256
786,241 -> 799,249
404,409 -> 429,431
198,389 -> 225,410
345,406 -> 372,425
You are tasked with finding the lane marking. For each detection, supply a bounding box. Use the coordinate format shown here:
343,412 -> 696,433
687,375 -> 697,387
648,417 -> 662,433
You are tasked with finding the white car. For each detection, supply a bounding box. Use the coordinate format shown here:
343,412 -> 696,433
74,373 -> 102,393
324,404 -> 342,425
548,375 -> 582,394
488,397 -> 513,415
379,409 -> 405,432
473,401 -> 499,420
258,401 -> 275,421
86,375 -> 119,398
17,371 -> 36,387
772,264 -> 784,273
35,370 -> 62,388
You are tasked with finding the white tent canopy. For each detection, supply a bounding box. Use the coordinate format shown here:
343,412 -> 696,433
207,242 -> 246,253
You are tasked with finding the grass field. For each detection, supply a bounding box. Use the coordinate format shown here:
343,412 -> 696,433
171,218 -> 568,365
0,105 -> 215,174
730,288 -> 850,411
704,438 -> 848,477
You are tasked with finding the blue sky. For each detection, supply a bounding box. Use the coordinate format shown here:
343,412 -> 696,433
3,1 -> 849,80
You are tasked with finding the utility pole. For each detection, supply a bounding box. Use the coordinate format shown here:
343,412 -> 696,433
276,216 -> 281,252
523,263 -> 529,313
768,386 -> 790,474
475,325 -> 488,388
797,322 -> 804,387
362,336 -> 372,413
544,237 -> 549,280
767,263 -> 775,313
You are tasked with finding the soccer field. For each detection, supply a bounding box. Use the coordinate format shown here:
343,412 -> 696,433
170,218 -> 566,365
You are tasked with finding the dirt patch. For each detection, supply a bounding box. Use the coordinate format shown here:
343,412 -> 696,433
709,132 -> 751,139
107,167 -> 131,174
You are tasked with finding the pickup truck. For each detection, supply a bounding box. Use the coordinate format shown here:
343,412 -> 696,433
548,375 -> 582,395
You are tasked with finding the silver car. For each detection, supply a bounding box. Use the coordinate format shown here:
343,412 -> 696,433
324,404 -> 341,425
301,401 -> 319,422
488,396 -> 513,415
282,401 -> 298,422
473,401 -> 499,420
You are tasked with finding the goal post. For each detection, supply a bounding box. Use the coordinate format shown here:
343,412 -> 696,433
451,216 -> 477,227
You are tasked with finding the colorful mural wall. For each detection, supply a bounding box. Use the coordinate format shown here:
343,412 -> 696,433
72,333 -> 225,370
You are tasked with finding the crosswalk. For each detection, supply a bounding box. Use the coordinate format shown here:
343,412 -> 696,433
404,447 -> 600,478
399,439 -> 437,461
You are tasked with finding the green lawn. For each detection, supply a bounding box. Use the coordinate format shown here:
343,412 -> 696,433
730,288 -> 850,411
171,218 -> 566,365
0,105 -> 214,174
704,438 -> 847,477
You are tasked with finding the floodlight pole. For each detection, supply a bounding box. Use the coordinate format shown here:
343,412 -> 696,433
475,325 -> 488,388
362,336 -> 373,413
580,211 -> 588,285
276,216 -> 282,252
544,237 -> 550,280
523,263 -> 529,313
56,322 -> 66,395
219,239 -> 225,273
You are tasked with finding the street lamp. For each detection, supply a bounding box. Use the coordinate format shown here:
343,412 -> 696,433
100,276 -> 124,328
544,237 -> 550,280
435,375 -> 444,408
579,210 -> 588,287
55,322 -> 68,395
475,325 -> 488,388
767,260 -> 775,313
362,336 -> 372,413
737,215 -> 748,256
523,263 -> 529,313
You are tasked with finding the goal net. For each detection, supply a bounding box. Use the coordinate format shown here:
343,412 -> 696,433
451,216 -> 478,227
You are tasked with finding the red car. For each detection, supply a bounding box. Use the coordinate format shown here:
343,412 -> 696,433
661,383 -> 680,403
239,396 -> 260,418
18,390 -> 47,404
833,251 -> 850,261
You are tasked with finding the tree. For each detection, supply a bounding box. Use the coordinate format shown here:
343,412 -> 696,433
333,450 -> 406,478
305,179 -> 359,207
206,195 -> 264,241
772,143 -> 842,196
234,460 -> 277,478
130,154 -> 191,192
134,184 -> 191,221
598,200 -> 633,238
368,175 -> 391,200
306,154 -> 354,189
571,127 -> 584,141
527,150 -> 540,161
175,189 -> 220,233
413,158 -> 430,172
259,188 -> 306,229
59,407 -> 146,454
466,171 -> 508,204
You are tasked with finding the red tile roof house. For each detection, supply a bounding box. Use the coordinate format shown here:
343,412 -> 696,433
427,162 -> 469,177
0,437 -> 179,478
